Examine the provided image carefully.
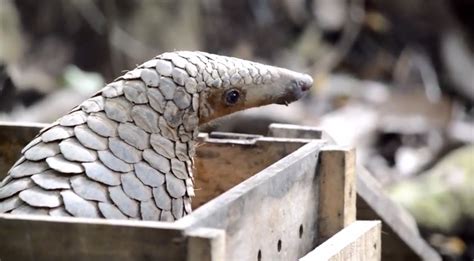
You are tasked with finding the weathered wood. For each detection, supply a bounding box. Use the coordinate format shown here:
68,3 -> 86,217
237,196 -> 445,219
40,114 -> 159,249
300,221 -> 381,261
268,122 -> 440,260
192,133 -> 310,208
177,141 -> 325,261
186,228 -> 226,261
268,123 -> 441,260
268,123 -> 358,243
317,146 -> 356,243
0,214 -> 225,261
0,214 -> 185,260
268,123 -> 324,139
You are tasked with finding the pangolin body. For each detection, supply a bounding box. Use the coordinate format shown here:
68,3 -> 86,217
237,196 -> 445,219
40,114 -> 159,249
0,51 -> 313,221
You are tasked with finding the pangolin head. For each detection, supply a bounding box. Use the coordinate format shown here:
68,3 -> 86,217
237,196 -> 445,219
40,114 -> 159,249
153,51 -> 313,125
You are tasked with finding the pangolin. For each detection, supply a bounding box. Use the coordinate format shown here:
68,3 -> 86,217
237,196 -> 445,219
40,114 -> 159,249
0,51 -> 313,221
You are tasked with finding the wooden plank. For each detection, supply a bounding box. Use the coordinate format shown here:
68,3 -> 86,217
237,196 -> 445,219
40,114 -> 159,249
356,166 -> 442,261
207,131 -> 262,140
268,123 -> 324,139
265,123 -> 441,260
193,134 -> 308,208
0,213 -> 191,261
300,220 -> 381,261
186,228 -> 226,261
317,146 -> 356,243
177,141 -> 325,261
267,124 -> 357,242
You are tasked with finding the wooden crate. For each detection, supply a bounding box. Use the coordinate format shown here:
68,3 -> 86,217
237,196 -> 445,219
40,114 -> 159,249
0,122 -> 378,261
268,123 -> 442,261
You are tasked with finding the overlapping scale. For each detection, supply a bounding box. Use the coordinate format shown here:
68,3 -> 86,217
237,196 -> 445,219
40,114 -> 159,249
9,160 -> 49,178
140,200 -> 161,221
41,126 -> 74,142
98,202 -> 128,219
19,187 -> 62,208
165,173 -> 186,198
123,80 -> 148,104
46,155 -> 84,174
134,162 -> 165,187
104,97 -> 132,123
74,125 -> 108,150
152,185 -> 171,211
31,170 -> 70,190
59,111 -> 88,126
82,161 -> 121,186
0,196 -> 22,213
61,190 -> 100,218
70,175 -> 109,202
108,186 -> 139,218
150,134 -> 175,159
117,123 -> 150,150
59,138 -> 97,162
130,105 -> 160,133
87,112 -> 118,137
0,178 -> 34,199
97,151 -> 133,173
109,137 -> 141,163
121,173 -> 152,201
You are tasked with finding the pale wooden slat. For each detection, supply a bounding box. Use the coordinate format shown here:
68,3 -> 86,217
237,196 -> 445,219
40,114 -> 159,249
0,213 -> 197,261
300,220 -> 381,261
268,123 -> 324,139
269,123 -> 358,242
177,141 -> 325,261
186,227 -> 226,261
266,123 -> 441,260
317,146 -> 356,243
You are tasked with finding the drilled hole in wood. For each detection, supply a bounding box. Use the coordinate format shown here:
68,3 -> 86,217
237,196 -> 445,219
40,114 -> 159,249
299,224 -> 304,238
257,249 -> 262,261
277,239 -> 282,252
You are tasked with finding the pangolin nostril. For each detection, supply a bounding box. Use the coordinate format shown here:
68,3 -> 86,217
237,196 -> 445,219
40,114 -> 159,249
299,74 -> 313,91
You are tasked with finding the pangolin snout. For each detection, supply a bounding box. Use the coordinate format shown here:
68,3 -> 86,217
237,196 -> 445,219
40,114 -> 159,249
298,73 -> 313,92
275,73 -> 313,105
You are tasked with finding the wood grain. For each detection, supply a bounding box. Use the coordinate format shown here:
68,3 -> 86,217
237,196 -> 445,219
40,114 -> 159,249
317,146 -> 356,243
300,221 -> 381,261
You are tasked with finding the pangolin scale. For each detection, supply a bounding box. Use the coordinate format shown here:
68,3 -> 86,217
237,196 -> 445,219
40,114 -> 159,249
0,51 -> 313,221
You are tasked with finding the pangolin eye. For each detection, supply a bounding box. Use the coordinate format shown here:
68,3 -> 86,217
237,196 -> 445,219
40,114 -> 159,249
224,89 -> 240,105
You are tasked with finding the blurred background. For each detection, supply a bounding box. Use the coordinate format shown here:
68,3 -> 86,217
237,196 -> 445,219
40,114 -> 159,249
0,0 -> 473,259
